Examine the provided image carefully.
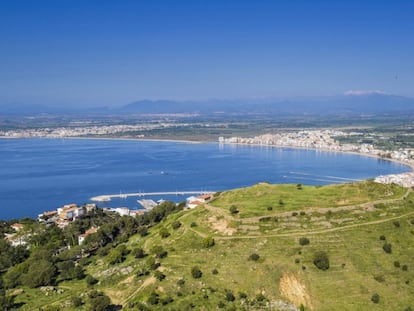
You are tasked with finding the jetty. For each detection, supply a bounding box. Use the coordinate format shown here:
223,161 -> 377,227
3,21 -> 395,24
90,191 -> 214,202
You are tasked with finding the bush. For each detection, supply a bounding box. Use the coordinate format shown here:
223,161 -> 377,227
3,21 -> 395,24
292,212 -> 298,216
71,296 -> 83,307
410,218 -> 414,225
249,253 -> 260,261
203,236 -> 215,248
147,292 -> 159,305
393,220 -> 401,228
295,258 -> 300,264
229,205 -> 239,215
86,275 -> 98,286
394,261 -> 400,268
267,206 -> 273,211
190,222 -> 197,227
212,268 -> 219,275
313,251 -> 330,271
154,270 -> 166,281
191,266 -> 202,278
172,221 -> 182,230
278,199 -> 284,206
239,292 -> 247,299
299,237 -> 310,246
132,247 -> 146,259
379,235 -> 386,241
371,293 -> 380,304
402,264 -> 408,271
177,278 -> 185,286
151,245 -> 168,258
383,243 -> 392,254
296,184 -> 302,190
225,290 -> 235,302
159,228 -> 170,238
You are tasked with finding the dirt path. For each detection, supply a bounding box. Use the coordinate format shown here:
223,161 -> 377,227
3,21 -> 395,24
121,276 -> 156,306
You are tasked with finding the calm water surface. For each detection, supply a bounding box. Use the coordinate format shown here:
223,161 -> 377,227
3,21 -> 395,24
0,138 -> 410,219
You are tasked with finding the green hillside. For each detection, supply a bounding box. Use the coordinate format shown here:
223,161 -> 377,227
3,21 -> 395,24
5,181 -> 414,310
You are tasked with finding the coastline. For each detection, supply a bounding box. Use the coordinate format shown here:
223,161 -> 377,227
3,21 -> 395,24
218,141 -> 414,173
2,135 -> 413,172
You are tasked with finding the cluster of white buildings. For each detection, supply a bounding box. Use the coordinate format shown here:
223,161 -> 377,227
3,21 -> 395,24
0,123 -> 180,138
220,130 -> 414,187
220,130 -> 346,151
38,203 -> 97,228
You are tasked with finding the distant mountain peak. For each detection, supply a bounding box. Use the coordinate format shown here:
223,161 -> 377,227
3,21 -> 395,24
344,90 -> 389,96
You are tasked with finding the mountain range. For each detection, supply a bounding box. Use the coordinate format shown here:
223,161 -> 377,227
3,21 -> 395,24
1,93 -> 414,116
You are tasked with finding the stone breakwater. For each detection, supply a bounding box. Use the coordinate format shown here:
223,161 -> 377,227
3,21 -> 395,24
220,130 -> 414,187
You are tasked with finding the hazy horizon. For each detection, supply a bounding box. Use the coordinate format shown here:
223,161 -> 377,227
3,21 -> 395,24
1,1 -> 413,107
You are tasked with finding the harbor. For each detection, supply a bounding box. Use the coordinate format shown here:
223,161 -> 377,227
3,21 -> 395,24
90,191 -> 213,202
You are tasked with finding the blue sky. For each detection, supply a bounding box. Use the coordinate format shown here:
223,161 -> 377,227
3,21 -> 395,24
0,0 -> 413,106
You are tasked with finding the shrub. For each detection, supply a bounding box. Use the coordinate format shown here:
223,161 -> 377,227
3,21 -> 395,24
159,228 -> 170,238
267,206 -> 273,211
147,292 -> 159,305
225,290 -> 235,302
393,220 -> 401,228
379,235 -> 386,241
371,293 -> 380,304
249,253 -> 260,261
190,222 -> 197,227
151,245 -> 168,259
382,243 -> 392,254
177,278 -> 185,286
71,296 -> 83,307
239,292 -> 247,299
279,199 -> 284,206
154,270 -> 166,281
410,219 -> 414,225
313,251 -> 330,271
191,266 -> 202,278
172,221 -> 182,230
299,237 -> 310,246
203,236 -> 215,248
132,247 -> 146,259
229,205 -> 239,215
212,268 -> 219,275
296,184 -> 302,190
295,258 -> 300,264
402,264 -> 408,271
394,261 -> 400,268
374,274 -> 385,283
292,212 -> 298,216
86,275 -> 98,286
300,211 -> 306,216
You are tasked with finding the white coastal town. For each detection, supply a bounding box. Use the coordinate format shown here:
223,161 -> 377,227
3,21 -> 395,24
220,130 -> 414,187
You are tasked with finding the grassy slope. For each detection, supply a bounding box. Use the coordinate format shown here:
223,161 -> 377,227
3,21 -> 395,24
13,181 -> 414,310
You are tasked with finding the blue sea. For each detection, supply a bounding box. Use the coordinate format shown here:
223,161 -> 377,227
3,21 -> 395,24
0,138 -> 410,220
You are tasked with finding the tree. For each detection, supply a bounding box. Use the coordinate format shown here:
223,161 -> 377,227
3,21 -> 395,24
21,259 -> 57,288
229,205 -> 239,215
371,293 -> 380,304
299,237 -> 310,246
159,227 -> 170,238
383,243 -> 392,254
88,290 -> 111,311
191,266 -> 202,278
249,253 -> 260,261
313,251 -> 330,271
202,236 -> 215,248
132,247 -> 146,259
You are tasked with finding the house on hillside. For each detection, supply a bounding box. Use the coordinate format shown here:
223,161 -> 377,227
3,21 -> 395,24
78,227 -> 99,245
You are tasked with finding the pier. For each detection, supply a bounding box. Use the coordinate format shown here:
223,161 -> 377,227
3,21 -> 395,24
90,191 -> 213,202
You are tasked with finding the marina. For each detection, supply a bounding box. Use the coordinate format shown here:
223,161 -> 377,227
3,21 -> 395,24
90,191 -> 214,202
